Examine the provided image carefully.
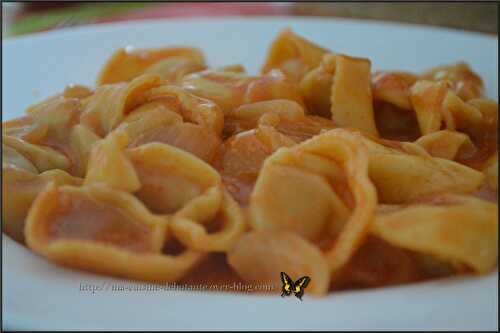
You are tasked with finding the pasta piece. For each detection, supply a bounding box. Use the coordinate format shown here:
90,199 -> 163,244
261,28 -> 329,82
482,153 -> 498,192
3,135 -> 71,172
181,69 -> 304,115
300,53 -> 379,136
441,89 -> 483,131
148,85 -> 224,136
458,98 -> 498,170
250,129 -> 377,277
120,100 -> 219,163
170,190 -> 246,252
421,62 -> 483,101
360,134 -> 485,203
68,124 -> 101,177
84,130 -> 141,193
214,125 -> 295,205
117,101 -> 184,140
61,84 -> 94,99
372,194 -> 498,274
415,130 -> 476,160
409,80 -> 486,136
2,144 -> 38,173
225,99 -> 335,141
144,57 -> 206,83
374,65 -> 485,140
2,168 -> 81,243
468,98 -> 498,130
227,231 -> 330,296
371,71 -> 418,111
373,63 -> 483,110
27,95 -> 83,170
251,161 -> 339,241
25,84 -> 92,115
97,46 -> 205,84
2,116 -> 48,144
131,122 -> 221,164
127,143 -> 222,219
81,74 -> 162,136
5,86 -> 94,176
25,184 -> 205,282
27,95 -> 81,135
218,64 -> 246,73
115,86 -> 224,163
299,54 -> 336,118
330,54 -> 379,137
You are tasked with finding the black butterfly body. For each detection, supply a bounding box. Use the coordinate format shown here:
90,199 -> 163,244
280,272 -> 311,301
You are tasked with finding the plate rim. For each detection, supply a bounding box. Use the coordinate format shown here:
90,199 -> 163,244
2,15 -> 498,331
3,15 -> 498,45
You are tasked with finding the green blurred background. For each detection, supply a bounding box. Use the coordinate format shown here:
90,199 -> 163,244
2,2 -> 498,38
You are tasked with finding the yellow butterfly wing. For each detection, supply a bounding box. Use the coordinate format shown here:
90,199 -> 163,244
280,272 -> 294,297
293,276 -> 311,300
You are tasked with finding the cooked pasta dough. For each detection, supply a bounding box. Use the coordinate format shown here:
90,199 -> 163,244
3,29 -> 498,297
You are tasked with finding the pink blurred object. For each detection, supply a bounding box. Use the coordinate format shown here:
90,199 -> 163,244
97,3 -> 292,23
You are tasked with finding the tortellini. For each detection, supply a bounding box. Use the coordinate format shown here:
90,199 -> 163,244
3,135 -> 71,172
249,129 -> 378,278
261,28 -> 328,82
415,130 -> 476,161
372,194 -> 498,274
214,125 -> 295,205
127,142 -> 222,216
228,231 -> 330,295
115,85 -> 224,163
97,46 -> 206,85
2,167 -> 81,243
24,183 -> 205,282
181,69 -> 304,115
225,99 -> 335,141
360,134 -> 485,203
84,130 -> 141,193
81,74 -> 162,136
299,53 -> 379,136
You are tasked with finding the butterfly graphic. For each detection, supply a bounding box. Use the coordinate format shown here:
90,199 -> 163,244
280,272 -> 311,301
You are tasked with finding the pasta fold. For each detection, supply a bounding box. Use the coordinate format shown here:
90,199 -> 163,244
181,69 -> 304,114
261,28 -> 329,82
228,231 -> 330,296
3,135 -> 71,172
362,134 -> 485,203
97,47 -> 205,84
299,53 -> 379,136
225,99 -> 335,141
170,190 -> 246,252
127,143 -> 223,218
25,183 -> 205,282
415,130 -> 476,161
214,125 -> 295,205
84,130 -> 141,192
81,74 -> 162,136
2,168 -> 81,243
372,194 -> 498,274
250,129 -> 378,277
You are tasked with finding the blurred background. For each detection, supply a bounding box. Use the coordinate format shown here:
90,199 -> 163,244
2,2 -> 498,38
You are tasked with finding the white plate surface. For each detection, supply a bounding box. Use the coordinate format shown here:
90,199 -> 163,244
2,17 -> 498,330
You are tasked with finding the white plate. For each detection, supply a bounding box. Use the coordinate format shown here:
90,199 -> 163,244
2,17 -> 498,330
